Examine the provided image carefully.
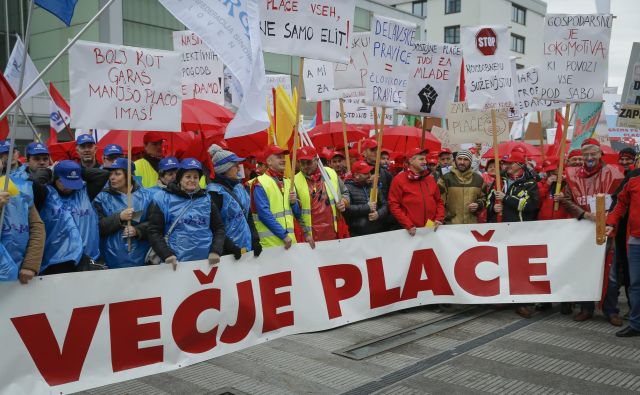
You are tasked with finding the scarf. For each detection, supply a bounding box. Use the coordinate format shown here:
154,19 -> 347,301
266,168 -> 285,189
305,167 -> 322,183
406,168 -> 429,181
579,160 -> 603,178
508,166 -> 525,180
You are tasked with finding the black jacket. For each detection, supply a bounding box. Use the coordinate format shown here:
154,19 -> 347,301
487,170 -> 540,223
146,183 -> 226,260
344,179 -> 390,236
92,181 -> 150,241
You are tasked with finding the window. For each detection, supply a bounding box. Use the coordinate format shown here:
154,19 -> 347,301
511,3 -> 526,25
516,63 -> 524,69
412,1 -> 427,18
511,34 -> 525,53
444,25 -> 460,44
445,0 -> 461,14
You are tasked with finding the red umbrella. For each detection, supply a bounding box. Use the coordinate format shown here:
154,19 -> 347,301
381,126 -> 441,154
307,122 -> 367,148
182,99 -> 233,131
482,141 -> 542,161
48,141 -> 79,162
601,144 -> 619,165
226,131 -> 269,158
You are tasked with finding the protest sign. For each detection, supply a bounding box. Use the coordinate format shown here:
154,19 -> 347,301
259,0 -> 356,63
0,221 -> 605,395
460,25 -> 514,110
603,93 -> 640,139
570,102 -> 602,149
406,41 -> 462,118
334,32 -> 370,91
366,15 -> 416,109
513,66 -> 563,115
446,102 -> 509,144
431,124 -> 459,151
303,58 -> 340,102
69,40 -> 181,132
330,97 -> 395,125
539,14 -> 613,102
617,42 -> 640,128
172,31 -> 224,104
265,74 -> 292,111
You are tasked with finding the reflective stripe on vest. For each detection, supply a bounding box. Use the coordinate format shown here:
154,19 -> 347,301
253,174 -> 296,248
294,167 -> 339,237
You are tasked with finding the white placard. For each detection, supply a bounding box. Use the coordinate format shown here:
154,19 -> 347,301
259,0 -> 356,63
539,14 -> 613,103
265,74 -> 292,110
461,25 -> 514,110
172,31 -> 224,104
330,97 -> 395,124
69,40 -> 182,132
334,32 -> 370,90
617,42 -> 640,128
366,15 -> 416,109
445,102 -> 509,144
514,66 -> 564,115
303,58 -> 340,102
406,41 -> 462,118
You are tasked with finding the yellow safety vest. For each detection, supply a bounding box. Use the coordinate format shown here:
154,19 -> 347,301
134,158 -> 159,188
294,167 -> 339,237
253,174 -> 297,248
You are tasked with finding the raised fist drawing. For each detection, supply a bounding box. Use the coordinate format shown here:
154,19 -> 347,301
419,84 -> 438,113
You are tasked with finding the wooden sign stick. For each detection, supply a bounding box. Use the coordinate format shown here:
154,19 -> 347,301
290,57 -> 305,176
339,98 -> 351,172
553,103 -> 571,211
491,109 -> 502,223
127,129 -> 133,252
370,107 -> 386,204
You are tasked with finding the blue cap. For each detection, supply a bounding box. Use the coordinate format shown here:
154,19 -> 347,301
104,157 -> 135,172
0,141 -> 9,154
103,144 -> 123,156
180,158 -> 203,172
26,142 -> 50,156
159,156 -> 180,173
54,160 -> 83,190
76,134 -> 96,145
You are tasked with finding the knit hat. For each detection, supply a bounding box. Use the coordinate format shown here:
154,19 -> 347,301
457,149 -> 473,162
619,147 -> 637,160
209,144 -> 245,175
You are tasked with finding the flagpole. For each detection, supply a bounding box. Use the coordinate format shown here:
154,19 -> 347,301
3,0 -> 9,62
0,0 -> 117,122
45,86 -> 75,141
18,106 -> 42,143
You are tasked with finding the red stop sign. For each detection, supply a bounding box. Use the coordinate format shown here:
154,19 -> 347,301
476,28 -> 497,56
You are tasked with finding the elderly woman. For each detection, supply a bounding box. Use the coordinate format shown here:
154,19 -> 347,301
93,158 -> 152,269
147,158 -> 226,269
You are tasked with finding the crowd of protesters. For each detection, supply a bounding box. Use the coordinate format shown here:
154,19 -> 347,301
0,132 -> 639,338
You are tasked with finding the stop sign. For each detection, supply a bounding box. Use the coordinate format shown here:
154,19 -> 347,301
476,28 -> 497,56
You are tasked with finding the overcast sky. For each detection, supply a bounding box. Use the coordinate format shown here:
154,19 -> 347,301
545,0 -> 639,92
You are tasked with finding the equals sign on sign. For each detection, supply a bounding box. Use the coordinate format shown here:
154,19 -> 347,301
384,63 -> 393,72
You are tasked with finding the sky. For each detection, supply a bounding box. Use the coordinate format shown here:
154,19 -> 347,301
545,0 -> 639,92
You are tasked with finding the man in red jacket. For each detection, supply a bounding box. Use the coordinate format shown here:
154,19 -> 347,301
389,148 -> 445,236
606,167 -> 640,337
537,157 -> 571,221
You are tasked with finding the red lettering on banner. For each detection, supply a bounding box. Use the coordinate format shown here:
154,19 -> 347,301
172,289 -> 221,353
401,249 -> 454,300
10,305 -> 104,386
260,271 -> 294,333
220,280 -> 256,344
455,246 -> 500,296
110,298 -> 163,372
508,245 -> 551,295
318,264 -> 363,319
193,267 -> 218,285
367,257 -> 402,308
471,229 -> 495,242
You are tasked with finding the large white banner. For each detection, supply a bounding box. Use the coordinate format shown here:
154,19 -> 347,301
160,0 -> 270,137
334,32 -> 370,92
446,102 -> 509,144
0,221 -> 605,395
258,0 -> 356,63
539,14 -> 613,103
366,15 -> 416,109
513,66 -> 563,115
406,41 -> 462,118
172,31 -> 224,104
461,25 -> 514,110
617,42 -> 640,128
69,40 -> 182,132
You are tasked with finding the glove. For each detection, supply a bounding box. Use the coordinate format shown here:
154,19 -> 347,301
208,252 -> 221,266
252,239 -> 263,257
165,255 -> 178,271
231,243 -> 242,260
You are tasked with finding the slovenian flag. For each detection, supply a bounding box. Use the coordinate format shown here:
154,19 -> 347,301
35,0 -> 78,26
48,82 -> 70,144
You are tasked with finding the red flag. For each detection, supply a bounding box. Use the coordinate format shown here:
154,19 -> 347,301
0,73 -> 17,140
459,59 -> 465,102
548,110 -> 564,158
48,82 -> 71,145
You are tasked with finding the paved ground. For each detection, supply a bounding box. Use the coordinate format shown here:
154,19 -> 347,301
79,303 -> 640,395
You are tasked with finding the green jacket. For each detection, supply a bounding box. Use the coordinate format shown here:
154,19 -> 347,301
437,167 -> 486,224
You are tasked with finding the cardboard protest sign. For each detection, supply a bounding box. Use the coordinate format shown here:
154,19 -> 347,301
539,14 -> 613,102
406,41 -> 462,118
513,66 -> 563,115
330,97 -> 395,125
445,102 -> 509,144
303,58 -> 340,102
172,31 -> 224,104
334,32 -> 370,91
617,42 -> 640,128
259,0 -> 356,63
366,15 -> 416,109
431,125 -> 460,151
265,74 -> 292,111
69,40 -> 181,131
460,25 -> 514,110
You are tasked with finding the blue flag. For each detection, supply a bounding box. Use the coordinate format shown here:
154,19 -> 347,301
34,0 -> 78,26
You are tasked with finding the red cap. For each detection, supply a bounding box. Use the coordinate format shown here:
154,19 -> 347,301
427,153 -> 439,165
349,147 -> 361,159
567,149 -> 582,159
407,147 -> 429,158
361,138 -> 378,150
329,150 -> 345,160
296,146 -> 317,161
351,160 -> 373,174
581,138 -> 600,148
542,157 -> 560,172
503,150 -> 526,164
263,145 -> 289,158
144,132 -> 166,144
439,148 -> 452,156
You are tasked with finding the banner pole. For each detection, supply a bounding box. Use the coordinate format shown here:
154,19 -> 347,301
491,109 -> 502,223
127,129 -> 133,252
537,111 -> 545,162
3,0 -> 9,61
596,193 -> 606,245
339,98 -> 350,172
553,103 -> 571,211
420,116 -> 427,149
373,107 -> 379,138
18,107 -> 42,143
290,57 -> 304,177
370,107 -> 386,204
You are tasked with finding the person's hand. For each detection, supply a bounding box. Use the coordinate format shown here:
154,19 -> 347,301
0,191 -> 10,208
546,174 -> 557,186
208,252 -> 221,266
165,255 -> 178,271
434,221 -> 442,231
252,239 -> 263,257
18,269 -> 36,284
305,234 -> 316,249
468,203 -> 478,213
407,227 -> 417,236
336,199 -> 346,212
368,211 -> 379,221
119,208 -> 134,221
584,212 -> 596,222
289,190 -> 297,204
121,225 -> 137,238
494,203 -> 503,214
283,236 -> 293,250
368,201 -> 377,212
553,192 -> 565,202
606,225 -> 614,237
231,244 -> 242,260
495,191 -> 506,200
